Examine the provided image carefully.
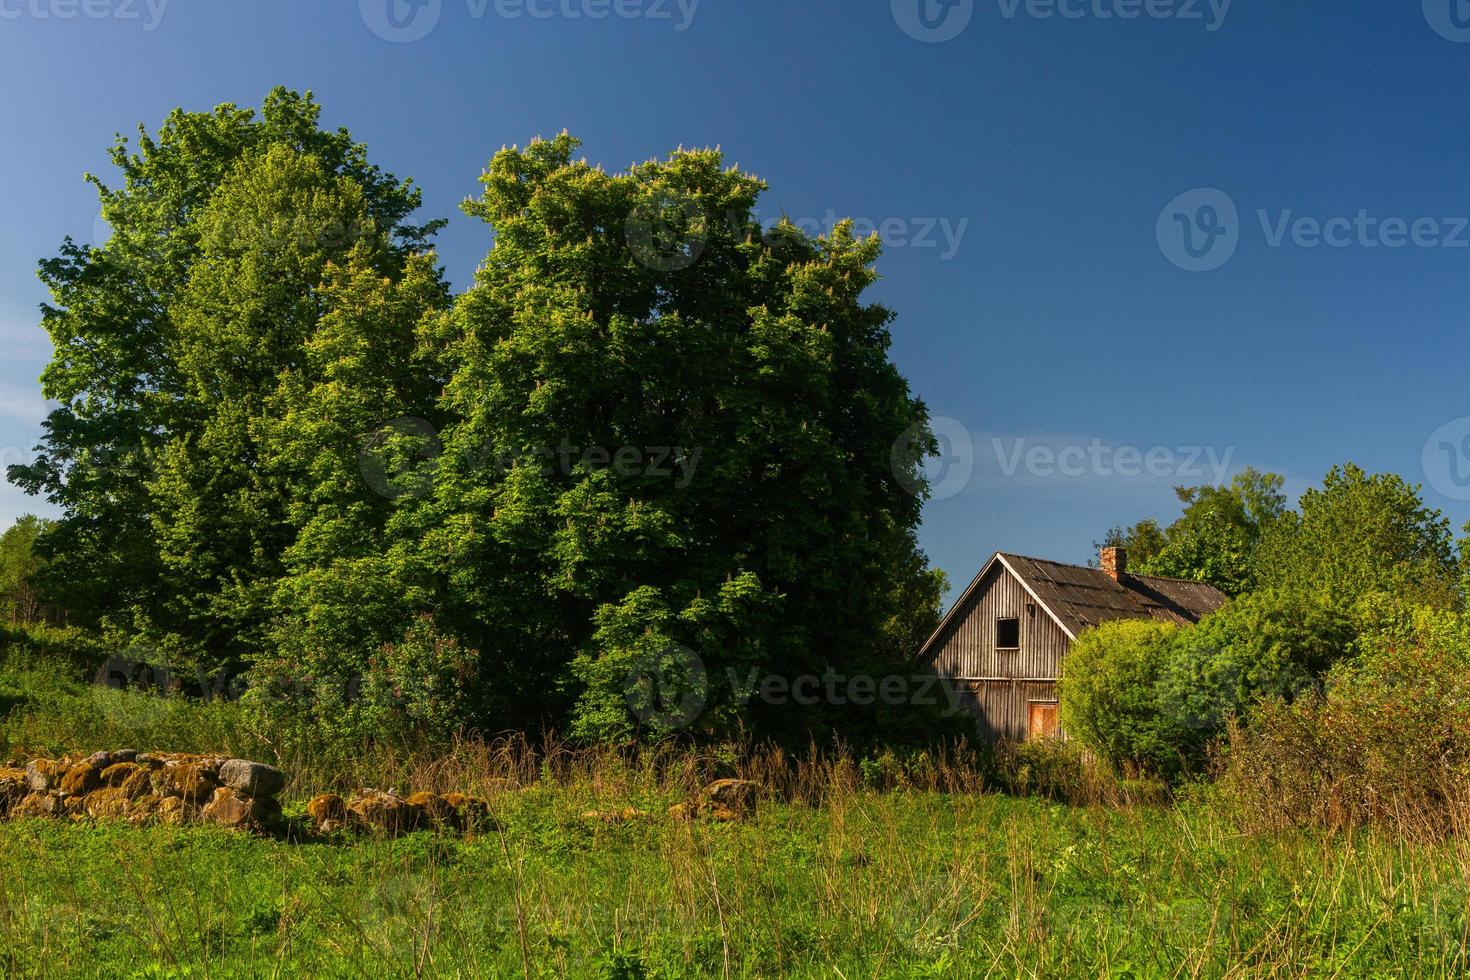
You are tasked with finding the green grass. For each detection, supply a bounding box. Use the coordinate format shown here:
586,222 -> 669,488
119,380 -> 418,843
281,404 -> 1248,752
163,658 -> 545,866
1,789 -> 1466,978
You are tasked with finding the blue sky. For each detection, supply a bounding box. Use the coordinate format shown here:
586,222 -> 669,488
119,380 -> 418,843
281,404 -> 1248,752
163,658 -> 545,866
2,1 -> 1469,599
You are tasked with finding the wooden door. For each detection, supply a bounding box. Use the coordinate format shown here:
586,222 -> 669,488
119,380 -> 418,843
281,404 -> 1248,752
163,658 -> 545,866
1028,701 -> 1059,741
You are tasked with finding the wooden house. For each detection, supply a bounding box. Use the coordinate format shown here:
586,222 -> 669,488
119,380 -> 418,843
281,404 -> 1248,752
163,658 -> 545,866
918,547 -> 1227,742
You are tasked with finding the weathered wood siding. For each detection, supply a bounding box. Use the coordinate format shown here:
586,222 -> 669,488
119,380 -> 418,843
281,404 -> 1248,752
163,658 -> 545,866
925,560 -> 1072,742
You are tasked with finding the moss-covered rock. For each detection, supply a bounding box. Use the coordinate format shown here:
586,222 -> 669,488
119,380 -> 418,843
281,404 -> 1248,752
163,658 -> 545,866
85,787 -> 134,820
100,762 -> 145,787
346,790 -> 416,835
307,793 -> 347,833
156,796 -> 197,826
153,763 -> 217,803
0,767 -> 25,814
59,764 -> 101,797
405,792 -> 455,829
15,792 -> 60,819
442,793 -> 491,831
24,759 -> 67,793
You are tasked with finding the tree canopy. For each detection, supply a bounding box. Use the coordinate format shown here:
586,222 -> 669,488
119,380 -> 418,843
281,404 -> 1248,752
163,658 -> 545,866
11,94 -> 944,744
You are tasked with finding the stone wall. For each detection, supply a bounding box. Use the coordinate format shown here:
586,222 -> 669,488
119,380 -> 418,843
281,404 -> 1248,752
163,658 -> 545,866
0,751 -> 286,833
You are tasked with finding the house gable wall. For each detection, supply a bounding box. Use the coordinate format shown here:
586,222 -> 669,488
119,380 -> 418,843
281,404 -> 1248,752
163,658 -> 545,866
925,560 -> 1073,742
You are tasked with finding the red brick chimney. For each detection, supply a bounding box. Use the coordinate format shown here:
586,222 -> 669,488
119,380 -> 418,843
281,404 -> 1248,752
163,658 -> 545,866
1100,546 -> 1127,581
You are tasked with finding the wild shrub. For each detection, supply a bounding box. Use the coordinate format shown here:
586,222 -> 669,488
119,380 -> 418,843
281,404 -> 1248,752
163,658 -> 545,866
1217,605 -> 1470,837
1058,619 -> 1190,779
1155,589 -> 1356,763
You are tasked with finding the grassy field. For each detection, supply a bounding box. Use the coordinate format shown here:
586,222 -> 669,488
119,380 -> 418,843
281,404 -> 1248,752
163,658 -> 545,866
1,786 -> 1466,978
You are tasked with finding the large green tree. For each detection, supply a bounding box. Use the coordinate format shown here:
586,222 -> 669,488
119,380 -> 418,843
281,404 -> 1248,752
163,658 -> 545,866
1105,468 -> 1287,595
9,90 -> 442,664
1255,464 -> 1459,608
304,134 -> 944,739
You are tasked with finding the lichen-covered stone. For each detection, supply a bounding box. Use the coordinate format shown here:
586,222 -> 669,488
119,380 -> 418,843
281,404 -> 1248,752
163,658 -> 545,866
15,792 -> 60,819
346,790 -> 416,835
201,788 -> 255,828
100,762 -> 145,787
0,767 -> 25,814
85,787 -> 133,820
118,768 -> 152,800
153,763 -> 216,803
217,759 -> 285,798
156,796 -> 196,826
24,759 -> 66,793
442,793 -> 491,830
59,763 -> 101,797
127,794 -> 163,825
702,779 -> 759,816
405,791 -> 454,829
307,793 -> 347,832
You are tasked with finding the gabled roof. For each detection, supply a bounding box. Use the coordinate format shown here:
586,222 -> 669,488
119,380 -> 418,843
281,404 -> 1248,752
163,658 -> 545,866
918,552 -> 1228,659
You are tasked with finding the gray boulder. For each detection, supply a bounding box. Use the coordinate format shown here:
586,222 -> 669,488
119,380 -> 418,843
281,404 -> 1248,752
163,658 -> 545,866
217,759 -> 286,797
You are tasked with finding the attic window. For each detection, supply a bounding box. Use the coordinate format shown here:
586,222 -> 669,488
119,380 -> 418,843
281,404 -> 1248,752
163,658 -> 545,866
996,617 -> 1021,650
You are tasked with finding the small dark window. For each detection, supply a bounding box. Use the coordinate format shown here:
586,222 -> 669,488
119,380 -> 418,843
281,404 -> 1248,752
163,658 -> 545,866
996,617 -> 1021,649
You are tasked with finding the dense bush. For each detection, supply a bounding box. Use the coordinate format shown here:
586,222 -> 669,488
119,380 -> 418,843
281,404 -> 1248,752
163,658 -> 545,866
1058,619 -> 1190,779
1155,589 -> 1356,761
1217,605 -> 1470,836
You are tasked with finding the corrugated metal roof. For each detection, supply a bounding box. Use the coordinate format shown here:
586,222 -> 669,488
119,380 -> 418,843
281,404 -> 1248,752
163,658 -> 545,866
999,553 -> 1227,636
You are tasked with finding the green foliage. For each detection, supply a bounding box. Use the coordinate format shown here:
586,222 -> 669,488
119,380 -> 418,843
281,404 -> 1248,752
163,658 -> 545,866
9,88 -> 444,663
1219,604 -> 1470,834
381,134 -> 940,740
11,101 -> 942,745
1155,589 -> 1356,760
1058,619 -> 1191,779
0,516 -> 52,624
1255,463 -> 1459,607
1107,468 -> 1287,595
